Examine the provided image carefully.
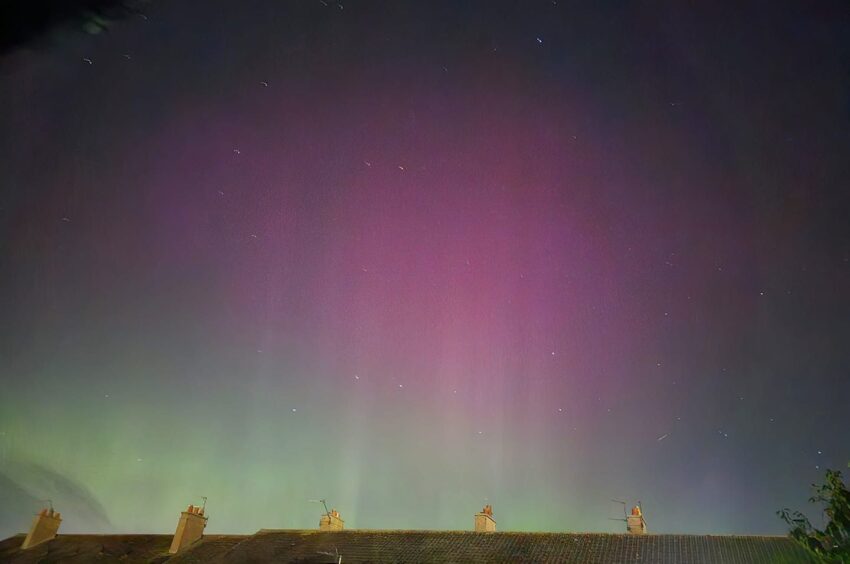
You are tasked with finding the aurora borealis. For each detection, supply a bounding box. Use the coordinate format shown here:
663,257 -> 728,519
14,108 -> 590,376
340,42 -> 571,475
1,0 -> 849,540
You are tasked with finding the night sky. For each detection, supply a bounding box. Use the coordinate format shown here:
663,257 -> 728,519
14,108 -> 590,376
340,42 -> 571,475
1,0 -> 849,539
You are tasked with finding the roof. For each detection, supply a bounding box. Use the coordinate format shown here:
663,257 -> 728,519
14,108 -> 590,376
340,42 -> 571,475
1,530 -> 814,563
0,533 -> 173,563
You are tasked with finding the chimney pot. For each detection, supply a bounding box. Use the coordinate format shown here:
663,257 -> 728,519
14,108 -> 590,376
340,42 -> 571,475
319,509 -> 344,531
627,507 -> 647,535
21,505 -> 62,549
474,506 -> 496,532
169,504 -> 207,554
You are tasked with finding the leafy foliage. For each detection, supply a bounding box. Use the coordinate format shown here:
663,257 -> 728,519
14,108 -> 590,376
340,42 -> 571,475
779,463 -> 850,563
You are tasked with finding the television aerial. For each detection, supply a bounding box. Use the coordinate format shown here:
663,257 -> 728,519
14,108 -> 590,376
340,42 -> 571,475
609,499 -> 648,529
609,499 -> 628,523
317,545 -> 342,564
309,498 -> 332,519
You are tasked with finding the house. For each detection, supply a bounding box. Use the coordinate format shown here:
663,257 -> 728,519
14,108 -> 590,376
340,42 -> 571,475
0,505 -> 813,563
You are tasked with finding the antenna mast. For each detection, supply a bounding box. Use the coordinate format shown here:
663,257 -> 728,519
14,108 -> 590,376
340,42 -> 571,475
309,498 -> 332,519
637,501 -> 648,528
318,546 -> 342,564
609,499 -> 627,522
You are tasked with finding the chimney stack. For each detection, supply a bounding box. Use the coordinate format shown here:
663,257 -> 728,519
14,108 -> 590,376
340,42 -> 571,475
474,505 -> 496,532
168,504 -> 208,553
627,505 -> 647,534
319,508 -> 344,531
21,506 -> 62,549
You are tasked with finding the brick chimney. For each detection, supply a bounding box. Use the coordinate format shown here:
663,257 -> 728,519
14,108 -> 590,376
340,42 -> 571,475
168,504 -> 208,554
474,504 -> 496,532
319,508 -> 344,531
627,505 -> 647,534
21,507 -> 62,549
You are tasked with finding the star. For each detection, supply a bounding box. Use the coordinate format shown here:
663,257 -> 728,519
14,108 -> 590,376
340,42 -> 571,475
536,37 -> 543,44
83,58 -> 93,65
233,148 -> 241,155
657,434 -> 668,442
260,81 -> 269,87
292,408 -> 297,412
61,217 -> 71,222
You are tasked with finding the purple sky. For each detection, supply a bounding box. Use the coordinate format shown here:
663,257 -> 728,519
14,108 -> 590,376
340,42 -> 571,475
1,0 -> 849,537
